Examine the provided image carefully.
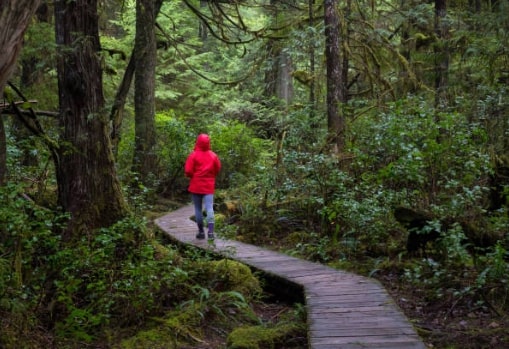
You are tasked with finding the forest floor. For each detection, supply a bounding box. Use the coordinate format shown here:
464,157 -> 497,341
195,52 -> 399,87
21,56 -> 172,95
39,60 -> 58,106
184,302 -> 307,349
152,198 -> 508,349
379,271 -> 509,349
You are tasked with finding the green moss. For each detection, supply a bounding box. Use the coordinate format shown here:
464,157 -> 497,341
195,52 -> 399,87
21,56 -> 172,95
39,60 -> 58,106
119,303 -> 203,349
197,259 -> 262,300
285,231 -> 309,245
215,213 -> 226,226
227,323 -> 302,349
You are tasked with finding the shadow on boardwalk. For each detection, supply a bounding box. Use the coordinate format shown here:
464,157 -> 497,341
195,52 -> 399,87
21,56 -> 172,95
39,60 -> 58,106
155,204 -> 427,349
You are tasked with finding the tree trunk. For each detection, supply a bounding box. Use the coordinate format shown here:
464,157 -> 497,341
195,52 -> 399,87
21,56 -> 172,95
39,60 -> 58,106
199,1 -> 209,43
263,38 -> 278,98
263,0 -> 294,104
0,114 -> 5,185
0,0 -> 41,186
324,0 -> 345,153
276,51 -> 294,104
308,0 -> 316,122
132,0 -> 158,183
110,53 -> 135,155
0,0 -> 41,92
434,0 -> 449,111
110,0 -> 163,159
54,0 -> 127,238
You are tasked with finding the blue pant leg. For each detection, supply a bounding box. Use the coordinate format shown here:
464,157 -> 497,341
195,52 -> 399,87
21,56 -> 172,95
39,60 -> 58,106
192,194 -> 204,225
203,194 -> 214,224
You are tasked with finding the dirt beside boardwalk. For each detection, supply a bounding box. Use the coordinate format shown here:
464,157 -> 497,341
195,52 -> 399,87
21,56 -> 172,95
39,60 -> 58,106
379,271 -> 508,349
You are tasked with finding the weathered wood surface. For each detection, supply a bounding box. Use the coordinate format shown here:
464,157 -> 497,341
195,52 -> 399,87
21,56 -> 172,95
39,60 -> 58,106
155,205 -> 427,349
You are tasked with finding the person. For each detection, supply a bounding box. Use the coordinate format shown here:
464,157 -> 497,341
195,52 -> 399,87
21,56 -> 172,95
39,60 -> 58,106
184,133 -> 221,240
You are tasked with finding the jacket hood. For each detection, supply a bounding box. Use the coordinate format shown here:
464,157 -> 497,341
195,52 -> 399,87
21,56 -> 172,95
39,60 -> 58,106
195,134 -> 211,151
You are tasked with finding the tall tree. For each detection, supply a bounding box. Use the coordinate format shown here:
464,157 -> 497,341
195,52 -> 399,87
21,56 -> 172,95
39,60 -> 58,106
0,0 -> 42,185
54,0 -> 127,237
0,0 -> 41,93
308,0 -> 317,120
132,0 -> 158,183
263,0 -> 294,104
110,0 -> 163,163
434,0 -> 449,111
0,112 -> 5,185
324,0 -> 345,152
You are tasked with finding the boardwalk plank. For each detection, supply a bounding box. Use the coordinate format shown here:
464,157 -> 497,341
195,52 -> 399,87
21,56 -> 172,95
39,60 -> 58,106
312,338 -> 426,349
310,316 -> 415,327
308,310 -> 407,320
155,205 -> 427,349
306,292 -> 392,303
310,321 -> 418,333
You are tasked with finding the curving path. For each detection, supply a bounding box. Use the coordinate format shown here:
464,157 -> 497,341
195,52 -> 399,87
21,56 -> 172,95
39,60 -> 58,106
155,204 -> 427,349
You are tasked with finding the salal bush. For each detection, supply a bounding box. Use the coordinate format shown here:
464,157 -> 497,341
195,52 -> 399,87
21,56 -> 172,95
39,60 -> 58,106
350,97 -> 491,215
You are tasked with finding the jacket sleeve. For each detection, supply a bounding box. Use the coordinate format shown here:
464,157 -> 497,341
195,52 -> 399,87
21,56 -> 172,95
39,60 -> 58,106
214,155 -> 221,175
184,154 -> 194,178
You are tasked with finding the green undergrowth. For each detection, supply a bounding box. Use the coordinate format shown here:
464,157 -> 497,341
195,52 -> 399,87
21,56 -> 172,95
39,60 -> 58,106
0,186 -> 306,348
227,321 -> 306,349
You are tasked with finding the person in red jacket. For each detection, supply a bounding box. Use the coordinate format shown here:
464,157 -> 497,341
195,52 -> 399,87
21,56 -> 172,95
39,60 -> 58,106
184,134 -> 221,240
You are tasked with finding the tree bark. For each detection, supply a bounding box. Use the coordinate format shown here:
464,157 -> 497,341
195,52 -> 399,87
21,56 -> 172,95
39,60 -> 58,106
263,0 -> 294,104
0,0 -> 41,185
0,114 -> 5,185
110,53 -> 135,154
132,0 -> 158,183
276,51 -> 294,104
0,0 -> 41,93
308,0 -> 316,122
110,0 -> 162,160
263,38 -> 278,98
434,0 -> 449,111
324,0 -> 345,152
54,0 -> 127,238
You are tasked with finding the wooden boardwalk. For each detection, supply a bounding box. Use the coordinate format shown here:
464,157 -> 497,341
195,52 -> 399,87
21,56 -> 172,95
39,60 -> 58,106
155,205 -> 427,349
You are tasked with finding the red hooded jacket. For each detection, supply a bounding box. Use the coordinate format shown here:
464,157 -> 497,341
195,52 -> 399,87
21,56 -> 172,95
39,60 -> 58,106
184,134 -> 221,194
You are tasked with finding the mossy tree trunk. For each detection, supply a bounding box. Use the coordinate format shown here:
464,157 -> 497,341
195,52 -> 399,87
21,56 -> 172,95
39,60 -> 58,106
110,0 -> 163,159
54,0 -> 127,238
132,0 -> 158,184
0,0 -> 41,93
324,0 -> 346,153
0,114 -> 5,185
0,0 -> 42,186
434,0 -> 449,112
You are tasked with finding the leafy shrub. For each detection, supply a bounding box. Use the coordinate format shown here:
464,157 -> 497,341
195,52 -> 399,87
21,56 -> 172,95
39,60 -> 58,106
0,182 -> 66,347
319,182 -> 401,258
48,217 -> 191,344
154,111 -> 196,193
118,112 -> 269,194
208,120 -> 270,189
350,97 -> 491,209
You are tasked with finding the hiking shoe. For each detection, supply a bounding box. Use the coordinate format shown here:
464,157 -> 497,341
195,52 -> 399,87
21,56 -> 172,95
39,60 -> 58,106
196,232 -> 205,239
207,233 -> 215,240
